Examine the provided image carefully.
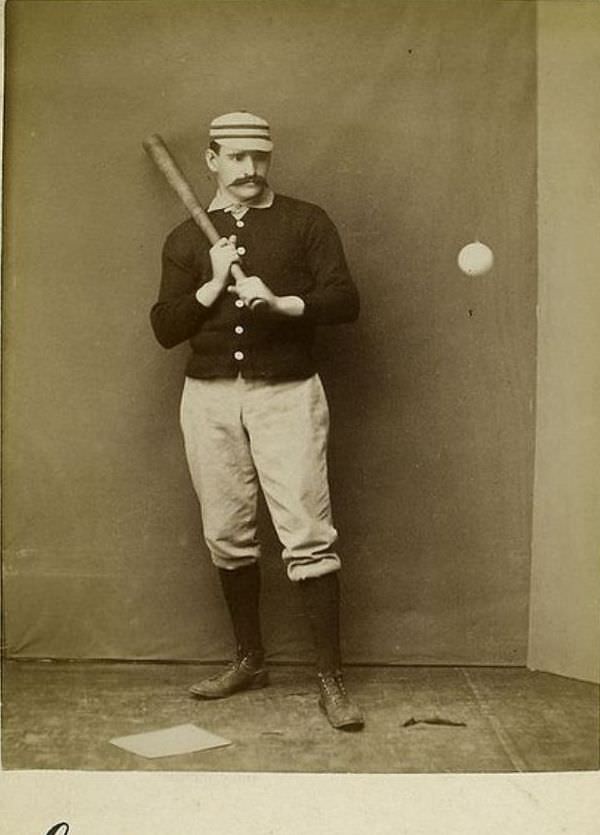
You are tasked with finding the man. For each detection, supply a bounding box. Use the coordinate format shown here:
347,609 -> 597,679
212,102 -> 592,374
150,112 -> 363,731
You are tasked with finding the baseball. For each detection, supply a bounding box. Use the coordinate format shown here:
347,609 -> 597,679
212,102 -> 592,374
457,241 -> 494,276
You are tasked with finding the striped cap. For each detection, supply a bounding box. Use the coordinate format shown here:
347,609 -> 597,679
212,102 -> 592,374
209,111 -> 273,152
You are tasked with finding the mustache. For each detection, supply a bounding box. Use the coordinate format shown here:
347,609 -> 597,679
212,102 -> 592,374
230,175 -> 267,186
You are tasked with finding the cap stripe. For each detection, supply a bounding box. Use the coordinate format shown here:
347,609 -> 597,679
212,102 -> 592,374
210,133 -> 271,139
211,123 -> 270,131
211,132 -> 271,139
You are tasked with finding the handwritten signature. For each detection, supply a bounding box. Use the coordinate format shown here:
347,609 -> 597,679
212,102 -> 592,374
45,825 -> 70,835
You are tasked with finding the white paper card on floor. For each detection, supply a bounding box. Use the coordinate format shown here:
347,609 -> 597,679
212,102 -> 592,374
109,723 -> 232,758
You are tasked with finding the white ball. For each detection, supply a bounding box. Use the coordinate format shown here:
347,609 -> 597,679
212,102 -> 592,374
457,241 -> 494,276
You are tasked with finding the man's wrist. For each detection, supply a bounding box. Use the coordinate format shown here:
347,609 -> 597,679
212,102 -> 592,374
271,295 -> 305,317
195,278 -> 226,306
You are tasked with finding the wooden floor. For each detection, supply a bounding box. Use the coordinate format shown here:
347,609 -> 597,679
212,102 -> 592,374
2,661 -> 598,773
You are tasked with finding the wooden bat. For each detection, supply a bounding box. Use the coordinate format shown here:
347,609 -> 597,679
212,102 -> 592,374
142,133 -> 265,309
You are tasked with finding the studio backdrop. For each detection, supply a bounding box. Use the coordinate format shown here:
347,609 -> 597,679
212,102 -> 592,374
3,0 -> 537,664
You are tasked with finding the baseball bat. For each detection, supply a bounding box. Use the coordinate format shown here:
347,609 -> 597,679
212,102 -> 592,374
142,133 -> 265,310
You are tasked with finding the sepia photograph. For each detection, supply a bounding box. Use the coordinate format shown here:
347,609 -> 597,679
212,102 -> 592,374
1,0 -> 599,831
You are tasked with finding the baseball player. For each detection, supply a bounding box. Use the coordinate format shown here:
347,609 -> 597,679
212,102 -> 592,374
150,112 -> 363,731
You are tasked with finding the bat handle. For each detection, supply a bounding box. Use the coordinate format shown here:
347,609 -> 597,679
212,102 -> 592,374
248,298 -> 267,311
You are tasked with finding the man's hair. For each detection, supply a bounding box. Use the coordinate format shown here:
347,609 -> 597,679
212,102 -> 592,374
209,140 -> 222,154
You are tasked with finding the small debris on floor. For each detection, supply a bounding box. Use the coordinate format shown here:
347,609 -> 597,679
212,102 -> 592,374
403,716 -> 467,728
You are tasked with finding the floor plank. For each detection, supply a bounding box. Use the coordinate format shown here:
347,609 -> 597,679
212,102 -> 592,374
1,662 -> 597,773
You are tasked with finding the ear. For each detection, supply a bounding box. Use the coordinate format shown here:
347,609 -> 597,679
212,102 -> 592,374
205,148 -> 219,173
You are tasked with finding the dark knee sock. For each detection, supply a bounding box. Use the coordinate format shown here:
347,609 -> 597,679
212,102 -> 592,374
218,563 -> 264,661
298,571 -> 342,674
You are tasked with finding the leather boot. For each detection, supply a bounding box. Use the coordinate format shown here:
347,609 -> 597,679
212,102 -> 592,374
189,649 -> 268,699
299,572 -> 364,731
317,671 -> 365,731
189,563 -> 269,699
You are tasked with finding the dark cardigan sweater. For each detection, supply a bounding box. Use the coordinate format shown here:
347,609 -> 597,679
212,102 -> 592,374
150,193 -> 360,379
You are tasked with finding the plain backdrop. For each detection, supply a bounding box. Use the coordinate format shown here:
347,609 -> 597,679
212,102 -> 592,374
529,2 -> 600,684
3,0 -> 537,664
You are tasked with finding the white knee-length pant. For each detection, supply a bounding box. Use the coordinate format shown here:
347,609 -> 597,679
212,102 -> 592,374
180,373 -> 341,581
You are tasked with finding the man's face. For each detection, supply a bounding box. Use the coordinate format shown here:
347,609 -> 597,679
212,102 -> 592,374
206,145 -> 272,203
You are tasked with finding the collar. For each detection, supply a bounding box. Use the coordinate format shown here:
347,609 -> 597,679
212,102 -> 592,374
208,187 -> 275,219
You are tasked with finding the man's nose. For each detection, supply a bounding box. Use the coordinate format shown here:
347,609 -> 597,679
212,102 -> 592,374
243,156 -> 257,176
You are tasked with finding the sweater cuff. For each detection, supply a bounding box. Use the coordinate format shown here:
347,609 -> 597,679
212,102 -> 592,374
300,295 -> 318,322
176,291 -> 213,324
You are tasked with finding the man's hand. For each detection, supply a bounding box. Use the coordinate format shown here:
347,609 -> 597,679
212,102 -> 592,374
195,235 -> 240,308
229,275 -> 276,308
228,276 -> 306,317
209,235 -> 240,288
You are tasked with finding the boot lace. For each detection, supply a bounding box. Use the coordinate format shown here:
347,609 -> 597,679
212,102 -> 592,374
318,671 -> 347,704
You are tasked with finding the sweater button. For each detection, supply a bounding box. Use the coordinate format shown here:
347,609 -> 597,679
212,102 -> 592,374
236,246 -> 246,255
234,351 -> 245,361
235,299 -> 245,308
236,220 -> 245,228
235,325 -> 244,335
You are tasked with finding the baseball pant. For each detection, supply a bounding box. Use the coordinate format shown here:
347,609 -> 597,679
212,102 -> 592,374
179,373 -> 341,581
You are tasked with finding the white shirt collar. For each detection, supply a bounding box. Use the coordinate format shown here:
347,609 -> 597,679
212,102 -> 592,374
208,187 -> 275,218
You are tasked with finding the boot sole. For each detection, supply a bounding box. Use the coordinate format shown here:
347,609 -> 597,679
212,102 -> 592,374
319,700 -> 365,732
189,670 -> 270,700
